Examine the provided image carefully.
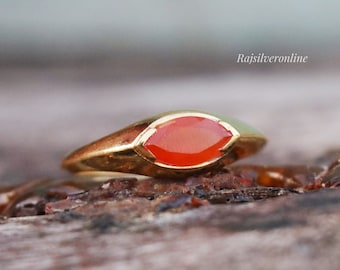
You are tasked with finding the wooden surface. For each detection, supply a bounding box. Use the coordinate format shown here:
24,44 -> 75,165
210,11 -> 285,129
1,188 -> 340,270
0,67 -> 340,269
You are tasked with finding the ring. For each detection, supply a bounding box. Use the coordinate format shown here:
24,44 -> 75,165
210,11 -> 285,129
62,111 -> 267,178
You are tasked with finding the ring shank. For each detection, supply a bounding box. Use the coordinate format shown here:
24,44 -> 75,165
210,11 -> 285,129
62,112 -> 267,178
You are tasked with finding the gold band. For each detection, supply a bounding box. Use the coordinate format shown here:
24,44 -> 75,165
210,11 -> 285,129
62,111 -> 267,178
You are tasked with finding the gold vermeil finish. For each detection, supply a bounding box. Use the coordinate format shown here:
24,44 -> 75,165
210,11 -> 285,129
62,111 -> 267,178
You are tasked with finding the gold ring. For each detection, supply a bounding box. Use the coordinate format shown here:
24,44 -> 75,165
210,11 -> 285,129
62,111 -> 267,178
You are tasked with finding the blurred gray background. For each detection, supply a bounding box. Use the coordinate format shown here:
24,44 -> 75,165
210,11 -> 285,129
1,1 -> 340,184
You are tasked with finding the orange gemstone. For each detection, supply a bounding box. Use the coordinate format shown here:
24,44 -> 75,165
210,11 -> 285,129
143,116 -> 233,166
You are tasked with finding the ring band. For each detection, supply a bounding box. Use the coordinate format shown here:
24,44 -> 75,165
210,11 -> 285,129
62,111 -> 267,178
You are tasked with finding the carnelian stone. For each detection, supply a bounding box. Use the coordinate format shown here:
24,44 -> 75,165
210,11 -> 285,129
144,116 -> 233,166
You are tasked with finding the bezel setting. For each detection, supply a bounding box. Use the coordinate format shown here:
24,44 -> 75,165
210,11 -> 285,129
133,111 -> 240,170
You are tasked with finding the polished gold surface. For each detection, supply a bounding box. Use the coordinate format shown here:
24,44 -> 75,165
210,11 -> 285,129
62,111 -> 267,178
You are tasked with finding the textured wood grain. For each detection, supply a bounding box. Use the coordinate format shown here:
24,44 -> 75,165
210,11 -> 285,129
1,188 -> 340,270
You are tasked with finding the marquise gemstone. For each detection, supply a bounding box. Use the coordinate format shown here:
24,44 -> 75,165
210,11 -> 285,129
143,116 -> 233,166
